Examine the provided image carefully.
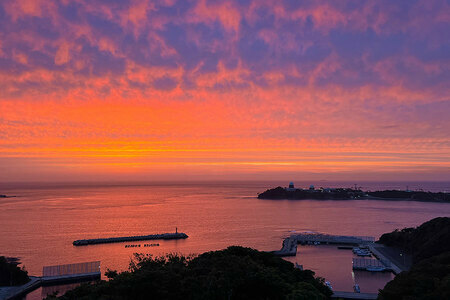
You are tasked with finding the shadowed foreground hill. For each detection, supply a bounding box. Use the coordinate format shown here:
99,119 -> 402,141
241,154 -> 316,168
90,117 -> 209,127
378,217 -> 450,262
378,217 -> 450,300
378,251 -> 450,300
49,246 -> 331,300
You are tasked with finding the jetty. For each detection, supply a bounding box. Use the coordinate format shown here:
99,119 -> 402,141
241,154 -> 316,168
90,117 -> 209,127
274,233 -> 375,256
0,261 -> 100,300
368,244 -> 404,274
332,291 -> 378,299
42,261 -> 101,284
73,232 -> 188,246
0,276 -> 42,300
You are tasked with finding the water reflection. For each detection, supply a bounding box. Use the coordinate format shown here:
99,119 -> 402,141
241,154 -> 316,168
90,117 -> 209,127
285,245 -> 394,293
353,270 -> 394,293
42,282 -> 83,298
25,282 -> 95,300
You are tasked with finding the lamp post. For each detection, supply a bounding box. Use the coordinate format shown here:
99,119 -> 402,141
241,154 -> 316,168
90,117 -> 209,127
400,253 -> 405,266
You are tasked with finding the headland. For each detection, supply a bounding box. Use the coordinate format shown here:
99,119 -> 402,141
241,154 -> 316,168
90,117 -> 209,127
258,182 -> 450,202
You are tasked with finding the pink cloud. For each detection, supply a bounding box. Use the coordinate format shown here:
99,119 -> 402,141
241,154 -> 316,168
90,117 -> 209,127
0,0 -> 449,181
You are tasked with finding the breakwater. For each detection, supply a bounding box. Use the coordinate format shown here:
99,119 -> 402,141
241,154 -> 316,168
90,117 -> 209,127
274,233 -> 375,256
73,232 -> 188,246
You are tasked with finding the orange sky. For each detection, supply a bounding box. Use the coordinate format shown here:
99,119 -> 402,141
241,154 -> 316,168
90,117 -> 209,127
0,0 -> 449,182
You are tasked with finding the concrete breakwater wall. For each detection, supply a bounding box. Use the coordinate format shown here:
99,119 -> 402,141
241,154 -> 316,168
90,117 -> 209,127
273,237 -> 298,256
274,233 -> 375,256
73,232 -> 188,246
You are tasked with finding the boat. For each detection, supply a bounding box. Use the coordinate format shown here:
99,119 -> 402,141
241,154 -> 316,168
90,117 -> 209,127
353,284 -> 360,293
356,250 -> 371,257
354,248 -> 371,256
366,266 -> 386,272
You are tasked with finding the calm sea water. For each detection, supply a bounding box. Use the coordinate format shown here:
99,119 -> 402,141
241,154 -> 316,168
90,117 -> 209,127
1,181 -> 449,298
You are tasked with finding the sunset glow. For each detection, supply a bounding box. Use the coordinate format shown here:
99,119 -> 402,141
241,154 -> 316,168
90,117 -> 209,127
1,0 -> 449,181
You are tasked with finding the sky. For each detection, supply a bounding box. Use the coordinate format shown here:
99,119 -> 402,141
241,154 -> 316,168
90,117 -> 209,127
0,0 -> 449,182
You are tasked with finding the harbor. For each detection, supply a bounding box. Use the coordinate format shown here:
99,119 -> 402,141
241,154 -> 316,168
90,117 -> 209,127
279,232 -> 399,296
275,233 -> 400,274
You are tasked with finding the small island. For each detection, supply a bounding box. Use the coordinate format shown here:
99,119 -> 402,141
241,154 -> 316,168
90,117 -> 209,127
258,182 -> 450,202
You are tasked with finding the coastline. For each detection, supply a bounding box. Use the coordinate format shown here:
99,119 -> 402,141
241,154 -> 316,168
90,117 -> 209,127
257,185 -> 450,203
259,196 -> 450,203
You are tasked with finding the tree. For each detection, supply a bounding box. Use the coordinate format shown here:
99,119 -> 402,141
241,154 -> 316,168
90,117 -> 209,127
50,246 -> 331,300
0,256 -> 30,286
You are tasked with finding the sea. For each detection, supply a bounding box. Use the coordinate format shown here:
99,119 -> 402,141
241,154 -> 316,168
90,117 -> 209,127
1,181 -> 449,298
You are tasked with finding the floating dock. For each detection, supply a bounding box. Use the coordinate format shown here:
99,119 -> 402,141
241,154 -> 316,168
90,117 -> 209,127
352,257 -> 391,271
73,232 -> 188,246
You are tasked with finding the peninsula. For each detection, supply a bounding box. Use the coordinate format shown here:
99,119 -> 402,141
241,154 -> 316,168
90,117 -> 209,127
258,182 -> 450,202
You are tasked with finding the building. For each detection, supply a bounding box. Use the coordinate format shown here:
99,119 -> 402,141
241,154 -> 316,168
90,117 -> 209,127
286,182 -> 296,192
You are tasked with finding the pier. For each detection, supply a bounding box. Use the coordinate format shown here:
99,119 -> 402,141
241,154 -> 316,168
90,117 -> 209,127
0,276 -> 42,300
274,233 -> 375,256
73,232 -> 188,246
368,245 -> 404,274
0,261 -> 100,300
42,261 -> 101,284
332,291 -> 378,299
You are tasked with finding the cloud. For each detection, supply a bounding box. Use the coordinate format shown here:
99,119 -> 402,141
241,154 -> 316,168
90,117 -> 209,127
0,0 -> 449,180
153,75 -> 178,90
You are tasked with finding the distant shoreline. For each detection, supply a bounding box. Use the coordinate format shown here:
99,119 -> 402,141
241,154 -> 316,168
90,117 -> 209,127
258,185 -> 450,203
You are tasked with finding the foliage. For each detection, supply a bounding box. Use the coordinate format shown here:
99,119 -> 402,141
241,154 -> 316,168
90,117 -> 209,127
0,256 -> 30,286
378,217 -> 450,299
368,190 -> 449,202
258,187 -> 450,202
378,251 -> 450,300
378,217 -> 450,262
257,187 -> 364,200
50,246 -> 331,300
105,268 -> 118,279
